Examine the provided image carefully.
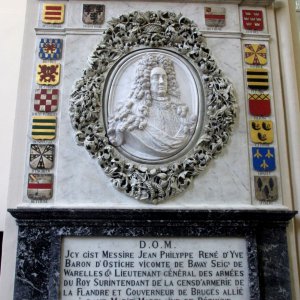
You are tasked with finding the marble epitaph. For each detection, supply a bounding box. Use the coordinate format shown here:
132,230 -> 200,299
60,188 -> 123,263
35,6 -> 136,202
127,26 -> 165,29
61,237 -> 250,300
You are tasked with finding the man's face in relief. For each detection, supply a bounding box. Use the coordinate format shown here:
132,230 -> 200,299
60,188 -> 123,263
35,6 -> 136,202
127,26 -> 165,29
150,67 -> 168,98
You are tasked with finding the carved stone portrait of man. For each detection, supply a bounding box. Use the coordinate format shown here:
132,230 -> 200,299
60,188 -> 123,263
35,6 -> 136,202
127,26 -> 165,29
70,12 -> 236,202
107,53 -> 198,161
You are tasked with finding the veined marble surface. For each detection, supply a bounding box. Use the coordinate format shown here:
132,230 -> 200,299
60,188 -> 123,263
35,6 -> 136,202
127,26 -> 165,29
22,0 -> 283,207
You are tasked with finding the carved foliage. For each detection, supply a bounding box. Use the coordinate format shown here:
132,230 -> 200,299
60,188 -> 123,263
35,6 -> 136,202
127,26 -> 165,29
70,11 -> 236,203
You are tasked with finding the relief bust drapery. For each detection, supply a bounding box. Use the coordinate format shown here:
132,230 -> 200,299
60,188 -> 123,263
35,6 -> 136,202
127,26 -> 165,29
69,11 -> 236,203
107,54 -> 196,160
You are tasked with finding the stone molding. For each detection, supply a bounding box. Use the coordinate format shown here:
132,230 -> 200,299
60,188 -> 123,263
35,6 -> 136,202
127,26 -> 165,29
9,208 -> 297,224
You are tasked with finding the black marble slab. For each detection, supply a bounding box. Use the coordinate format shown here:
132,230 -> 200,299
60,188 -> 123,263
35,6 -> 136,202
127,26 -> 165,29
9,208 -> 297,300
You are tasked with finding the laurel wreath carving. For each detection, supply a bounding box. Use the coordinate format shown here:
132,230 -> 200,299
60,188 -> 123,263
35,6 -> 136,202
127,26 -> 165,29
70,11 -> 237,204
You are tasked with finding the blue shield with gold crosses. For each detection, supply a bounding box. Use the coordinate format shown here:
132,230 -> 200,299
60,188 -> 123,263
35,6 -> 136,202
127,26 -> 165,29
252,147 -> 276,172
39,38 -> 63,60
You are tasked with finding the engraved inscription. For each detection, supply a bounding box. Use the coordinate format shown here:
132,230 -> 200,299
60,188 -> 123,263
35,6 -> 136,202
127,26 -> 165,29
61,237 -> 250,300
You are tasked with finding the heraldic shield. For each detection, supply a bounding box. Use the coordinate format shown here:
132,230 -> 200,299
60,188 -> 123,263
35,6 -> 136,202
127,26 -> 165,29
242,10 -> 264,31
34,89 -> 59,112
252,147 -> 276,172
36,63 -> 61,86
39,38 -> 63,60
30,144 -> 55,169
249,94 -> 271,116
250,120 -> 273,144
27,174 -> 53,200
254,176 -> 278,201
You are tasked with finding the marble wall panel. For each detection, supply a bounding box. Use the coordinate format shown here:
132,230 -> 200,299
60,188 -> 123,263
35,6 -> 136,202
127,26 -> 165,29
21,0 -> 283,208
53,36 -> 251,206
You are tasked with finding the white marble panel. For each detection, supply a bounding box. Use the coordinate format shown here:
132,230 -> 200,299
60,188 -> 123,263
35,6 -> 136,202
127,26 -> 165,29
21,0 -> 280,207
61,237 -> 250,300
51,29 -> 251,206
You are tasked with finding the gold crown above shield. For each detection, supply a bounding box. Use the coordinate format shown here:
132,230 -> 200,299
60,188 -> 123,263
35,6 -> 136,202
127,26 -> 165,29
143,23 -> 164,34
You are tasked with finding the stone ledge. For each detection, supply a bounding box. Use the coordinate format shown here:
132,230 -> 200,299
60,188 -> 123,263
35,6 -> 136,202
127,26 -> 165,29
9,208 -> 297,225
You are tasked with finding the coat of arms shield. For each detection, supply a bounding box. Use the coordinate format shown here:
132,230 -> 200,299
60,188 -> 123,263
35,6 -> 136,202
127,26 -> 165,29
242,10 -> 264,31
34,89 -> 59,112
82,4 -> 105,24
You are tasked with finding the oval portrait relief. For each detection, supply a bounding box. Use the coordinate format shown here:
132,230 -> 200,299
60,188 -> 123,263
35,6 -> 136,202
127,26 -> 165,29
70,11 -> 236,203
105,49 -> 204,163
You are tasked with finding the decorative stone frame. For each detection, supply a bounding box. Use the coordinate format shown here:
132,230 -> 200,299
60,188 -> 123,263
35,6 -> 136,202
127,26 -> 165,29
70,11 -> 237,203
